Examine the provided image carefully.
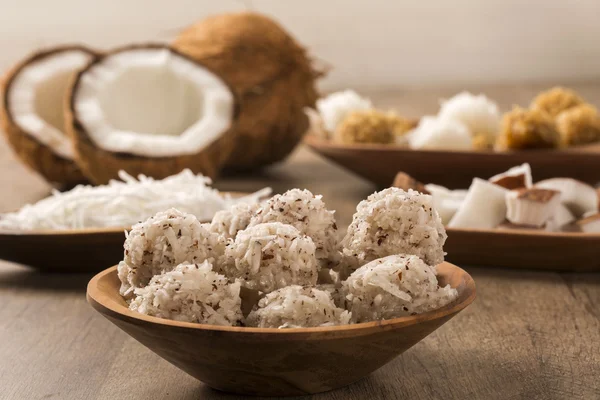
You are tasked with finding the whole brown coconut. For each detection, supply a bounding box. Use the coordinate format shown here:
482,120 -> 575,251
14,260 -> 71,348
173,12 -> 323,170
65,44 -> 239,185
1,46 -> 97,186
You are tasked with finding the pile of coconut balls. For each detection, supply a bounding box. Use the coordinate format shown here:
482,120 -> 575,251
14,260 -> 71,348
118,188 -> 458,328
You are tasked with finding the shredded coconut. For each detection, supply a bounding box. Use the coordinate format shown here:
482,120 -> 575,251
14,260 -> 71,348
0,169 -> 271,231
316,90 -> 373,133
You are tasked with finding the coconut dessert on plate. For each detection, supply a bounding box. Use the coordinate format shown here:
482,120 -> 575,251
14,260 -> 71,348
118,187 -> 459,328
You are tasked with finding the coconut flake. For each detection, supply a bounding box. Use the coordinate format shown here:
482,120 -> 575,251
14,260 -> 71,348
0,169 -> 271,231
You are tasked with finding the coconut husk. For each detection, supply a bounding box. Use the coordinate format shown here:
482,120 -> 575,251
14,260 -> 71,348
65,44 -> 239,185
173,12 -> 323,170
1,45 -> 96,185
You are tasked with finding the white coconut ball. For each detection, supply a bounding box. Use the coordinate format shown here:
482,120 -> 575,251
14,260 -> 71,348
438,91 -> 501,142
342,188 -> 447,268
222,222 -> 318,293
408,116 -> 472,150
343,254 -> 458,323
209,202 -> 259,239
129,261 -> 243,326
118,208 -> 225,297
316,90 -> 373,133
245,285 -> 351,328
248,189 -> 339,267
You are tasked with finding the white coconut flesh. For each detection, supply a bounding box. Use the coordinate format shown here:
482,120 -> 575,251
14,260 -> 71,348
8,49 -> 93,160
73,48 -> 234,157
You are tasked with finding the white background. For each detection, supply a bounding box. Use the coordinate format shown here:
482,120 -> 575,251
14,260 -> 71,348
1,0 -> 599,91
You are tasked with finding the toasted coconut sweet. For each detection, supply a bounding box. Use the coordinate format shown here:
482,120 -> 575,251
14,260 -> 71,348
173,12 -> 322,170
530,87 -> 584,117
1,46 -> 96,185
555,104 -> 600,146
495,106 -> 560,150
66,45 -> 237,184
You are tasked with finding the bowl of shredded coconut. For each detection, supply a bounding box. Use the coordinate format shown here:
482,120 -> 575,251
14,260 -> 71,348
87,187 -> 475,396
0,169 -> 270,271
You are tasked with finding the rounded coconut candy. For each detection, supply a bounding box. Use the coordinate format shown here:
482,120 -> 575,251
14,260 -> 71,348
1,45 -> 98,186
65,44 -> 239,185
173,12 -> 323,170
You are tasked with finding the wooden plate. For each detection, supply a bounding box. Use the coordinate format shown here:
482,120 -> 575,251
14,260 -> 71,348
445,228 -> 600,271
305,135 -> 600,188
0,192 -> 253,272
87,262 -> 475,396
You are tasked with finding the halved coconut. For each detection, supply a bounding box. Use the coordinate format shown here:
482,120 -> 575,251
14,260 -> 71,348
173,12 -> 322,170
1,46 -> 96,185
66,45 -> 237,184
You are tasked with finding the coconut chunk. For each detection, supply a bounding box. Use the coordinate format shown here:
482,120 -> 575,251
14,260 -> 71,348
424,184 -> 468,225
489,163 -> 533,190
1,46 -> 96,184
392,172 -> 429,194
448,178 -> 508,229
535,178 -> 598,217
576,213 -> 600,233
505,188 -> 561,228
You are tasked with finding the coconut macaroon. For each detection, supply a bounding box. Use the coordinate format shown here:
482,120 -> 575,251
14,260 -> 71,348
248,189 -> 339,266
1,46 -> 96,185
530,87 -> 584,117
118,208 -> 225,297
438,91 -> 501,147
343,255 -> 458,323
245,285 -> 351,328
342,188 -> 447,268
495,106 -> 561,150
222,222 -> 318,293
333,109 -> 416,145
129,261 -> 243,326
555,104 -> 600,146
209,202 -> 260,239
315,90 -> 372,134
408,116 -> 472,150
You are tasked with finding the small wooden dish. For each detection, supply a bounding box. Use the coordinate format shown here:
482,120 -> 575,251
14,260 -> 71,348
87,262 -> 475,397
0,192 -> 253,272
305,135 -> 600,188
0,227 -> 125,272
445,228 -> 600,271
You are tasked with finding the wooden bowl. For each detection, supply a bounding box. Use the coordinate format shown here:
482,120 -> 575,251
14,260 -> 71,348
445,228 -> 600,271
305,135 -> 600,188
87,262 -> 476,396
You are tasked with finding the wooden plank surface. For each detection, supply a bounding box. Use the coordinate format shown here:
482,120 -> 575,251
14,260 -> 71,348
1,84 -> 599,400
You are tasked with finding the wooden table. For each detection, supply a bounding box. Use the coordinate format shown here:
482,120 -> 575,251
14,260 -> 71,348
1,85 -> 599,400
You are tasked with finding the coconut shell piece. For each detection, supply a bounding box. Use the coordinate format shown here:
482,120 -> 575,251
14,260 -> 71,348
65,44 -> 239,185
173,12 -> 323,170
1,45 -> 97,186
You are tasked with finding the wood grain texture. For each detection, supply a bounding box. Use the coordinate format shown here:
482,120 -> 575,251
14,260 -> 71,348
1,84 -> 599,400
86,263 -> 475,396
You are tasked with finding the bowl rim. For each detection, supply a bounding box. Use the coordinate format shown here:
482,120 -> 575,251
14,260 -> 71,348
87,261 -> 476,335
